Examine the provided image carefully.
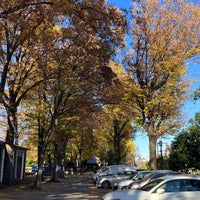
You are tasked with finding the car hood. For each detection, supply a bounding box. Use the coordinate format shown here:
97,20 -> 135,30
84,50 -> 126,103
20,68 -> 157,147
131,179 -> 148,189
103,189 -> 147,200
118,180 -> 133,187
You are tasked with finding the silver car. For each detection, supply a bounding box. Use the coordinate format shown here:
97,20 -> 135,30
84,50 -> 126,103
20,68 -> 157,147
92,165 -> 127,182
103,175 -> 200,200
96,170 -> 136,189
116,170 -> 152,190
128,170 -> 182,189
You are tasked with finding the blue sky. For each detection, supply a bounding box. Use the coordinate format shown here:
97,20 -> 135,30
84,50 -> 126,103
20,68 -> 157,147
108,0 -> 200,159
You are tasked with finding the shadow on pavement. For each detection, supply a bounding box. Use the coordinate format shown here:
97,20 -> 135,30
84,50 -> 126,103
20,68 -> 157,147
0,172 -> 111,200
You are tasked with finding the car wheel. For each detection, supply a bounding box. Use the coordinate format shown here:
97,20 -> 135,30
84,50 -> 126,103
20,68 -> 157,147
102,180 -> 111,189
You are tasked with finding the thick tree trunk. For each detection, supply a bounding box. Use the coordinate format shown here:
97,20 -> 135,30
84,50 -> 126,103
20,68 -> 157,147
35,166 -> 43,188
34,126 -> 47,189
113,119 -> 121,164
6,101 -> 19,145
59,142 -> 66,178
52,143 -> 59,182
3,143 -> 17,185
3,119 -> 17,185
148,134 -> 158,170
34,144 -> 45,188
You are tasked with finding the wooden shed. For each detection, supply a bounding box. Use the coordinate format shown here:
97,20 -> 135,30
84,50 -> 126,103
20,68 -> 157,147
0,141 -> 28,184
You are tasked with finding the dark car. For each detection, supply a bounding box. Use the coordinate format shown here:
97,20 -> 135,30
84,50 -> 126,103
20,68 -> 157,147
42,165 -> 51,176
30,164 -> 51,176
31,164 -> 38,174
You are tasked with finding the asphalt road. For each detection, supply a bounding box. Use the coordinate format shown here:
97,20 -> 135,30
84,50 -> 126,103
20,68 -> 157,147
0,172 -> 111,200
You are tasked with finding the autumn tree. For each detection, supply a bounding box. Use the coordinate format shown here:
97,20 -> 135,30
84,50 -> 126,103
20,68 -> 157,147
0,0 -> 127,186
16,0 -> 127,187
94,105 -> 135,165
123,0 -> 200,169
0,0 -> 55,185
89,60 -> 138,165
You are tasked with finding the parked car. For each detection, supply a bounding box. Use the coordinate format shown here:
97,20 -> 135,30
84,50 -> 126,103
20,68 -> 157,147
92,166 -> 108,182
42,165 -> 51,176
96,169 -> 136,189
128,170 -> 182,189
31,164 -> 38,174
102,175 -> 200,200
29,164 -> 51,176
95,166 -> 137,184
92,164 -> 127,182
115,170 -> 152,190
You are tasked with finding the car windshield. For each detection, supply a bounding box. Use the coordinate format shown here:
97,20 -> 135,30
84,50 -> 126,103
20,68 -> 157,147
98,167 -> 106,172
127,172 -> 139,180
138,172 -> 156,182
138,179 -> 164,191
101,167 -> 109,172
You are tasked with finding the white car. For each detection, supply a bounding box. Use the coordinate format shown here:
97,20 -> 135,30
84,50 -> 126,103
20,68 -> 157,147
92,164 -> 130,182
96,170 -> 136,189
116,170 -> 151,190
128,170 -> 181,189
102,175 -> 200,200
92,166 -> 107,182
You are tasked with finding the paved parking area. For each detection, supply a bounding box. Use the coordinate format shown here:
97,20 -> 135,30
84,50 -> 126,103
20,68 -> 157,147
0,173 -> 111,200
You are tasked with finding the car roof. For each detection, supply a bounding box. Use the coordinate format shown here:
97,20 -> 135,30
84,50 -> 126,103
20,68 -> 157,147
136,171 -> 181,181
106,164 -> 126,168
137,170 -> 152,173
148,170 -> 179,175
152,170 -> 173,173
157,174 -> 200,181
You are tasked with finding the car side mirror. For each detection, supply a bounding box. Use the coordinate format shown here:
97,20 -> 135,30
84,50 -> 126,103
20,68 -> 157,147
157,188 -> 165,194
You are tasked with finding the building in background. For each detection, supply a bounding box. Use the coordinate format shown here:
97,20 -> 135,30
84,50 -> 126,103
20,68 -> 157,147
0,140 -> 28,184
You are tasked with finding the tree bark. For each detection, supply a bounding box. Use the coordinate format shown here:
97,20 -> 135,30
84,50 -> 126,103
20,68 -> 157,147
113,118 -> 121,164
148,133 -> 158,170
34,143 -> 45,188
52,142 -> 59,182
3,125 -> 17,185
34,126 -> 47,189
59,142 -> 66,178
3,141 -> 17,185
